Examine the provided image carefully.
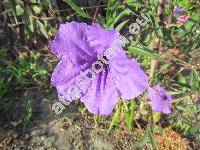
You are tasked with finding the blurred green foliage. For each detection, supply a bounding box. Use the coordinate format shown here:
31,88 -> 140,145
0,50 -> 49,99
1,0 -> 57,39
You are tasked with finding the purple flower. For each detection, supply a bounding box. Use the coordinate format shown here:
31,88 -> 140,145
49,21 -> 148,115
177,15 -> 190,25
173,6 -> 184,15
147,84 -> 172,114
172,6 -> 189,25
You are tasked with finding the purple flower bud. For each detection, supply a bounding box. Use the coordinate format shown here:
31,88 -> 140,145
147,84 -> 173,114
173,6 -> 184,15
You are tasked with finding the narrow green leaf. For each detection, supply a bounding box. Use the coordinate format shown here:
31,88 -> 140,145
36,20 -> 48,38
109,104 -> 120,131
147,125 -> 158,150
63,0 -> 91,18
110,9 -> 131,28
189,69 -> 200,91
134,131 -> 149,148
105,0 -> 112,28
9,0 -> 17,14
149,14 -> 164,39
127,44 -> 162,58
23,101 -> 32,128
24,7 -> 34,36
125,101 -> 135,130
115,19 -> 129,31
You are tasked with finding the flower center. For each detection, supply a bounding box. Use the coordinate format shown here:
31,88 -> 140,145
162,95 -> 168,102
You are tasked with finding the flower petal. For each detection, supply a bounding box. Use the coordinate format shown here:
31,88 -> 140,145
52,60 -> 88,86
86,23 -> 120,54
150,99 -> 164,112
81,68 -> 119,116
147,85 -> 173,114
49,21 -> 96,65
51,60 -> 92,103
110,57 -> 148,99
162,104 -> 171,114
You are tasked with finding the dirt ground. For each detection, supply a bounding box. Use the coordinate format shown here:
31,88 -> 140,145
0,88 -> 151,150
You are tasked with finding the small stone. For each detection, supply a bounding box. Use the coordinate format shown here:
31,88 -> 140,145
40,135 -> 47,141
31,130 -> 40,136
46,136 -> 56,143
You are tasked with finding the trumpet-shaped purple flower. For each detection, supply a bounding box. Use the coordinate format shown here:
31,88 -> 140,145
147,84 -> 172,114
50,21 -> 148,115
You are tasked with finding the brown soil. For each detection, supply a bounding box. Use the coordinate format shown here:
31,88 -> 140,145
0,89 -> 146,150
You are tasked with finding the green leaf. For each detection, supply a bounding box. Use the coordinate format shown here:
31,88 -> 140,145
16,5 -> 24,16
115,19 -> 129,31
33,5 -> 42,14
110,9 -> 131,28
41,0 -> 49,4
127,44 -> 162,58
134,131 -> 149,148
63,0 -> 91,18
36,20 -> 48,38
125,0 -> 143,8
149,14 -> 164,39
109,104 -> 120,131
9,0 -> 17,13
147,125 -> 158,150
189,69 -> 200,91
178,73 -> 191,89
190,125 -> 200,134
125,101 -> 136,130
23,101 -> 32,128
24,7 -> 34,36
105,0 -> 120,29
105,0 -> 112,29
153,112 -> 161,124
